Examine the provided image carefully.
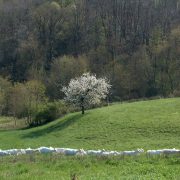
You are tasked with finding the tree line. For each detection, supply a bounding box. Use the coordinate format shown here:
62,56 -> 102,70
0,77 -> 72,126
0,0 -> 179,102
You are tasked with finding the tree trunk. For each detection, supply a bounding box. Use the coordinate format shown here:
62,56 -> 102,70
81,96 -> 85,114
81,105 -> 85,115
14,116 -> 16,127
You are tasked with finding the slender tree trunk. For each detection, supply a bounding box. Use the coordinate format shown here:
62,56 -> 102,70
14,114 -> 16,127
81,105 -> 85,114
81,97 -> 85,114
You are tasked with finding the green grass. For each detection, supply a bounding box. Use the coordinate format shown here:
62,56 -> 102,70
0,117 -> 26,130
0,98 -> 179,150
0,154 -> 180,180
0,98 -> 180,179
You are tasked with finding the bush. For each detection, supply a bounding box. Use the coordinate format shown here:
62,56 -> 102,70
30,101 -> 74,127
172,90 -> 180,97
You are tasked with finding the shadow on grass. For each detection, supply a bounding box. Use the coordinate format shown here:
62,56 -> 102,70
21,114 -> 85,139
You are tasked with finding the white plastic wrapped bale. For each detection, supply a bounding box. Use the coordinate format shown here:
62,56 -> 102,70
116,152 -> 124,156
147,150 -> 164,156
64,148 -> 79,155
101,151 -> 119,156
76,149 -> 87,156
0,150 -> 9,156
38,147 -> 55,154
87,150 -> 102,156
5,149 -> 22,155
162,149 -> 180,155
25,148 -> 38,154
112,151 -> 121,156
147,149 -> 180,156
17,149 -> 26,155
122,149 -> 144,156
55,148 -> 66,154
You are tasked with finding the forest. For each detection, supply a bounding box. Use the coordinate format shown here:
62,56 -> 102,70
0,0 -> 180,124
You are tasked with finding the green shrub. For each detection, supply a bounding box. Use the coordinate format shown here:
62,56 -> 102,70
172,90 -> 180,97
30,101 -> 74,127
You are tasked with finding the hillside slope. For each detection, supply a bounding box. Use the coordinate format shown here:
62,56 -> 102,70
0,98 -> 179,150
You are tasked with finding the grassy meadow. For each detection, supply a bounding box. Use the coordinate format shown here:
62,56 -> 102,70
0,154 -> 180,180
0,98 -> 180,179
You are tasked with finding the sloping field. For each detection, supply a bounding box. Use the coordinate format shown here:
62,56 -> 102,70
0,98 -> 179,150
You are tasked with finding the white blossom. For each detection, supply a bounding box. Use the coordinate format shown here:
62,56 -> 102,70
62,73 -> 111,114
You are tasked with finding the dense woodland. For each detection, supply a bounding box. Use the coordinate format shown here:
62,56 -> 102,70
0,0 -> 180,124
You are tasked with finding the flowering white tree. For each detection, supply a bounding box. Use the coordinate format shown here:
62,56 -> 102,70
62,73 -> 111,114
